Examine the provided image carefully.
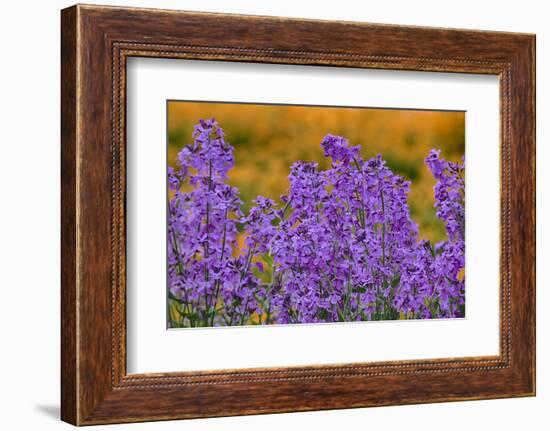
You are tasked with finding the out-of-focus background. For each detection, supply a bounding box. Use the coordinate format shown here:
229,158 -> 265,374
168,101 -> 465,243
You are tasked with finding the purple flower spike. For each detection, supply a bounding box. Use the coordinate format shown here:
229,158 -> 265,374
321,134 -> 360,164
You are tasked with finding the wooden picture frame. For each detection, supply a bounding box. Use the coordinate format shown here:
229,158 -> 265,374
61,4 -> 535,425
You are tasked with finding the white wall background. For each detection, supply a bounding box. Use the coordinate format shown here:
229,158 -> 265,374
0,0 -> 546,429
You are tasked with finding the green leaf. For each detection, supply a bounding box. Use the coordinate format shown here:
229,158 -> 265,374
262,253 -> 274,266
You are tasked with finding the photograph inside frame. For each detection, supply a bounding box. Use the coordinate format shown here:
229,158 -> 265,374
166,101 -> 465,329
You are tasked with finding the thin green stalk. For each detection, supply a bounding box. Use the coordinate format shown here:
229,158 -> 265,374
352,157 -> 366,229
380,188 -> 386,266
210,207 -> 229,326
203,156 -> 213,325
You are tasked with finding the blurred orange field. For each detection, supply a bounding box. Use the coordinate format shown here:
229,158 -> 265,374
168,101 -> 465,243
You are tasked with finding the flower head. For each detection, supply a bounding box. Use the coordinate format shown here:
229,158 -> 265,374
321,134 -> 360,164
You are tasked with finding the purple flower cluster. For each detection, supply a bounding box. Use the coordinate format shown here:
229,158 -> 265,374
168,119 -> 465,327
168,119 -> 262,327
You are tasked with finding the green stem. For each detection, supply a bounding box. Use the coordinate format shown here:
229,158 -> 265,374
203,154 -> 213,326
380,188 -> 386,266
352,158 -> 366,229
210,207 -> 229,326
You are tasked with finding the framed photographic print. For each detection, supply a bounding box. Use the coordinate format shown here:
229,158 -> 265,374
61,4 -> 536,425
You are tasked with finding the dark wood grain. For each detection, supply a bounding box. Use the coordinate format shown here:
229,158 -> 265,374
60,5 -> 78,425
61,4 -> 536,425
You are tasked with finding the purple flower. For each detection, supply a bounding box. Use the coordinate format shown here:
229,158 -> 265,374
321,134 -> 360,164
168,122 -> 465,327
425,150 -> 465,242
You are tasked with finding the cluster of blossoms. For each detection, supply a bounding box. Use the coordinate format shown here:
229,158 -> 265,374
168,119 -> 465,327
